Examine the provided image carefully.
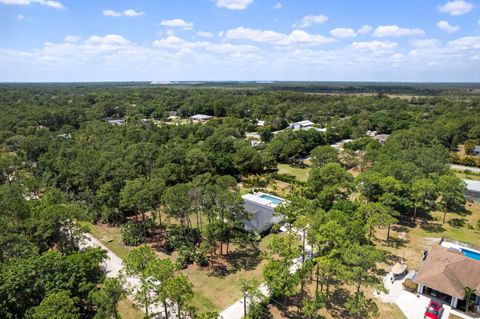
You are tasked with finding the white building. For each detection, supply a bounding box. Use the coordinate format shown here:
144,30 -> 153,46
241,192 -> 285,233
465,179 -> 480,202
290,120 -> 315,130
190,114 -> 213,122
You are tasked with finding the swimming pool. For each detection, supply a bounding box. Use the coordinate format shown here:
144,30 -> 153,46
259,194 -> 284,205
461,249 -> 480,261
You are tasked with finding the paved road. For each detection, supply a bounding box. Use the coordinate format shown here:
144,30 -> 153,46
450,164 -> 480,173
80,234 -> 175,319
219,227 -> 313,319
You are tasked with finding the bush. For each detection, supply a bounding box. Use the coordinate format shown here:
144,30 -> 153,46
121,221 -> 144,246
448,218 -> 465,228
270,172 -> 297,184
194,249 -> 209,267
165,226 -> 199,252
270,223 -> 281,234
176,245 -> 195,269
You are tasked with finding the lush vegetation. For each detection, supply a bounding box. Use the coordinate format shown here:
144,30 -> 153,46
0,83 -> 479,318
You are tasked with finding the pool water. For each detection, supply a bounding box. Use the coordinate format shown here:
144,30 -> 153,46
462,249 -> 480,261
259,194 -> 284,205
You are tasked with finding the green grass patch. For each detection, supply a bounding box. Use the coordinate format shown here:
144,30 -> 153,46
412,207 -> 480,246
117,298 -> 144,319
454,171 -> 480,181
277,163 -> 311,182
88,223 -> 133,260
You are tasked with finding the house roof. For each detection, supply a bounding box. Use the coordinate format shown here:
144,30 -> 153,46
294,120 -> 315,126
415,245 -> 480,299
190,114 -> 213,120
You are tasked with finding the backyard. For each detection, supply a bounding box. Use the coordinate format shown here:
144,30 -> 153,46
88,222 -> 283,314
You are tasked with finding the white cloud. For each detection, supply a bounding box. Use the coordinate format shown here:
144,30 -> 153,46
293,15 -> 328,28
103,9 -> 144,17
123,9 -> 144,17
64,35 -> 80,43
448,36 -> 480,49
436,20 -> 460,33
160,19 -> 193,30
86,34 -> 130,45
0,0 -> 64,9
273,2 -> 282,9
3,32 -> 480,82
330,28 -> 356,39
411,38 -> 441,48
350,40 -> 398,51
16,13 -> 24,20
373,25 -> 425,37
438,0 -> 474,16
225,26 -> 335,46
103,10 -> 121,17
197,31 -> 214,38
357,25 -> 373,34
215,0 -> 253,10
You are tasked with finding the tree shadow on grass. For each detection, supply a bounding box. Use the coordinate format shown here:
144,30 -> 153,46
328,287 -> 350,318
226,243 -> 262,272
420,221 -> 446,233
384,236 -> 410,249
207,242 -> 262,278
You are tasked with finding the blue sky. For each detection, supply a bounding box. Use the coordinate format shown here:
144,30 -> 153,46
1,0 -> 480,82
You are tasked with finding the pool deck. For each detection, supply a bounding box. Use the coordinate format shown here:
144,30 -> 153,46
441,240 -> 480,261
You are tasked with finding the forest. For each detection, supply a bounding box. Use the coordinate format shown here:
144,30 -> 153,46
1,83 -> 480,319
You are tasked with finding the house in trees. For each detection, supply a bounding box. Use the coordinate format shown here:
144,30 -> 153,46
105,117 -> 126,125
290,120 -> 315,130
473,146 -> 480,156
190,114 -> 213,122
465,180 -> 480,203
289,120 -> 327,132
373,133 -> 390,145
414,241 -> 480,312
241,192 -> 285,233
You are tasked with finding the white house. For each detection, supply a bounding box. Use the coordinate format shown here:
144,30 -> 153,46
241,192 -> 285,233
190,114 -> 213,122
290,120 -> 315,130
465,179 -> 480,203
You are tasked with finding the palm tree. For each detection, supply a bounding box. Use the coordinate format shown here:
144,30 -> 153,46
464,286 -> 474,313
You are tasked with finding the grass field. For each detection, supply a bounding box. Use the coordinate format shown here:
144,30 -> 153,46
117,299 -> 144,319
454,171 -> 480,181
277,163 -> 311,182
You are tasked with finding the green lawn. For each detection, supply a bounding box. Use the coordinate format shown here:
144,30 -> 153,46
277,163 -> 311,182
412,206 -> 480,246
454,171 -> 480,181
87,223 -> 132,260
117,299 -> 144,319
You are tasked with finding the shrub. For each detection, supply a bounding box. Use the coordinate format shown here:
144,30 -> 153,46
121,221 -> 144,246
194,249 -> 209,267
270,223 -> 281,234
176,245 -> 195,269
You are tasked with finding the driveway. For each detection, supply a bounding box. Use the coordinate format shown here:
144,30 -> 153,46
219,226 -> 313,319
80,234 -> 174,319
396,290 -> 450,319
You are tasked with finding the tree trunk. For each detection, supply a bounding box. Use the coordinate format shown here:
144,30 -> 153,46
413,205 -> 418,221
163,299 -> 169,319
315,264 -> 320,294
387,223 -> 391,242
113,301 -> 119,319
283,295 -> 288,317
142,211 -> 147,244
443,209 -> 447,223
